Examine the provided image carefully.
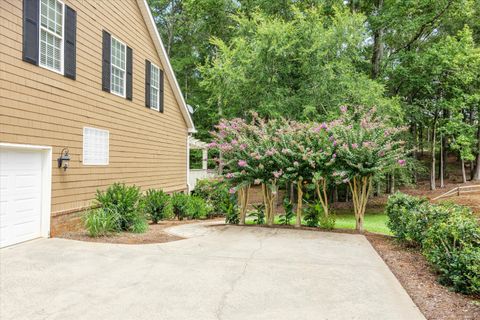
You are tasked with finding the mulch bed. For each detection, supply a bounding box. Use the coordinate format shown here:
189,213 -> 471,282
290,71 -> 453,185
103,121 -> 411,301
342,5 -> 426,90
366,233 -> 480,320
58,219 -> 209,244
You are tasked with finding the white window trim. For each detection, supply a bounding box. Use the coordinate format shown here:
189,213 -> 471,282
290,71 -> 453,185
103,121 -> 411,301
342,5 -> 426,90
110,35 -> 127,98
38,0 -> 65,75
82,127 -> 110,166
150,62 -> 160,111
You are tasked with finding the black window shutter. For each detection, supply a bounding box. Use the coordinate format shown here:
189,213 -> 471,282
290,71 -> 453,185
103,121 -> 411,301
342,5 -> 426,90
159,69 -> 164,113
145,60 -> 151,108
64,5 -> 77,80
22,0 -> 39,65
102,31 -> 111,92
126,46 -> 133,101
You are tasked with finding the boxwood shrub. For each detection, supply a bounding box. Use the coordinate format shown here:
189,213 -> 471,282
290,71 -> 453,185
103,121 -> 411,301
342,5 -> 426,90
385,192 -> 480,295
422,211 -> 480,294
385,192 -> 428,245
94,183 -> 147,233
142,189 -> 173,223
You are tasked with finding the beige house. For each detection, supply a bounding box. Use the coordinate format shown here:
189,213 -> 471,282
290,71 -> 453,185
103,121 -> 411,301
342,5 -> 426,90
0,0 -> 195,247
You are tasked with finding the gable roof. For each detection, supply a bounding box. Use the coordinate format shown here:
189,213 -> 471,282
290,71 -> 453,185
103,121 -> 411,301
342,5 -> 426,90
136,0 -> 195,133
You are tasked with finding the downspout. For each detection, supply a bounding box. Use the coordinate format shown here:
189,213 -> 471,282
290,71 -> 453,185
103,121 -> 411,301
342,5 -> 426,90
187,133 -> 192,193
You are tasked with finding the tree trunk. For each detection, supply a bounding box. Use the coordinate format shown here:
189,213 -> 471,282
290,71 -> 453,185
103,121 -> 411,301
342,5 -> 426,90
348,176 -> 373,233
430,124 -> 437,190
420,126 -> 424,157
262,183 -> 276,226
315,178 -> 329,217
238,185 -> 250,225
440,134 -> 444,188
461,158 -> 467,184
370,0 -> 384,79
473,126 -> 480,181
391,174 -> 395,193
295,179 -> 303,228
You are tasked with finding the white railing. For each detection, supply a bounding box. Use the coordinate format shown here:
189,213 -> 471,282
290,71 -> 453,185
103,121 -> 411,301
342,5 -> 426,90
189,169 -> 216,191
432,184 -> 480,201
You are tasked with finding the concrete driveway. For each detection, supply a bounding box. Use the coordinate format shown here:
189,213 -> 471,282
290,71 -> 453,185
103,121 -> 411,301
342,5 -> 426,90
0,223 -> 424,320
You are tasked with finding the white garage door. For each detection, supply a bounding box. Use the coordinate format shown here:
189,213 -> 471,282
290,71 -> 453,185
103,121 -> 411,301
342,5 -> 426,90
0,149 -> 44,248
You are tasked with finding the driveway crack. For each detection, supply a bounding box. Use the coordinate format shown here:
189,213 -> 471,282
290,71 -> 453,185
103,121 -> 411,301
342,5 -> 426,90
214,228 -> 276,320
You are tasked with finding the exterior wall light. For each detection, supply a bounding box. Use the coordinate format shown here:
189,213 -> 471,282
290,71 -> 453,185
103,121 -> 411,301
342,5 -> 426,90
57,147 -> 71,171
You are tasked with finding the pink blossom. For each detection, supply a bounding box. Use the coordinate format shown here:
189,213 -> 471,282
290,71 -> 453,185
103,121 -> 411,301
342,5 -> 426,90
332,153 -> 337,158
340,105 -> 348,113
229,188 -> 235,194
273,170 -> 283,179
351,143 -> 358,149
320,122 -> 328,129
398,159 -> 406,166
238,160 -> 247,167
239,144 -> 247,150
231,139 -> 238,145
265,148 -> 277,156
226,173 -> 234,179
207,142 -> 217,148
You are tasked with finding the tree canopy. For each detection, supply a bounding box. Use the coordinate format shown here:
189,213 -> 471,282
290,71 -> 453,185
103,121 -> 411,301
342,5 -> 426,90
149,0 -> 480,187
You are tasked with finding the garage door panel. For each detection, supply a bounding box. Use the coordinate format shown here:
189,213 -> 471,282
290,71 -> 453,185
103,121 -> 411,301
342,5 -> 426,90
0,148 -> 46,248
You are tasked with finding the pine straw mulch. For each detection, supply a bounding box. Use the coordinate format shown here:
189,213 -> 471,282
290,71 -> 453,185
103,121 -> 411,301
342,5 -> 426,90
58,219 -> 213,244
366,233 -> 480,320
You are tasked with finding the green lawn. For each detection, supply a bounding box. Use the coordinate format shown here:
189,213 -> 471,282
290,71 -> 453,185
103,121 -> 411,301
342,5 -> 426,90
334,211 -> 391,235
245,210 -> 392,235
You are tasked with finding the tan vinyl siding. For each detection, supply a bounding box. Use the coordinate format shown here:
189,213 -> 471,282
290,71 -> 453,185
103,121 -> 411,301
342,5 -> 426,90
0,0 -> 189,215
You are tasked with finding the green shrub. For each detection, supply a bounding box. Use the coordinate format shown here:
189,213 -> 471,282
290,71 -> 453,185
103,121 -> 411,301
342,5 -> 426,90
186,196 -> 211,219
319,214 -> 336,230
386,192 -> 480,295
192,179 -> 234,217
279,198 -> 294,225
171,192 -> 190,220
84,208 -> 119,237
142,189 -> 172,223
303,202 -> 321,227
385,192 -> 428,243
225,194 -> 239,224
248,203 -> 265,225
95,183 -> 142,231
422,211 -> 480,295
130,214 -> 149,233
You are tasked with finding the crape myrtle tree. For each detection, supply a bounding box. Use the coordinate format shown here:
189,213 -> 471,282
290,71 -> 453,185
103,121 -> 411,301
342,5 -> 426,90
211,116 -> 340,228
210,107 -> 407,232
276,121 -> 338,227
210,116 -> 289,225
332,106 -> 408,231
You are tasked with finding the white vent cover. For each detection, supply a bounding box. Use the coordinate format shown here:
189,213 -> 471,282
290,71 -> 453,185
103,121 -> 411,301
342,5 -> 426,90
83,127 -> 109,165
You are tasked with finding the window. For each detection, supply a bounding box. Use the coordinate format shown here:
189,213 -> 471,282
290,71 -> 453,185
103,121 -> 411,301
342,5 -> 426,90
39,0 -> 64,73
110,37 -> 126,97
83,127 -> 109,165
150,63 -> 160,110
